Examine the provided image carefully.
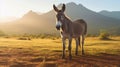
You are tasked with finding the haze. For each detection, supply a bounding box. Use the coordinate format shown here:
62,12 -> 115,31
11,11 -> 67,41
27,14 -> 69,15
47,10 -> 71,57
0,0 -> 120,19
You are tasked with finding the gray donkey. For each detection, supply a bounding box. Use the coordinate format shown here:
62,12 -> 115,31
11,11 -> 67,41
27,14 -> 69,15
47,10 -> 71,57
53,4 -> 87,59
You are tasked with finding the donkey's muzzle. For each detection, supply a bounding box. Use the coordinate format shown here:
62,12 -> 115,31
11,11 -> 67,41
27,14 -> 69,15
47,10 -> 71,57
56,25 -> 60,30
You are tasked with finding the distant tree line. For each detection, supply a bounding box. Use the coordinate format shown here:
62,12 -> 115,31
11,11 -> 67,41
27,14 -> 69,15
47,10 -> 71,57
0,30 -> 6,36
0,28 -> 119,40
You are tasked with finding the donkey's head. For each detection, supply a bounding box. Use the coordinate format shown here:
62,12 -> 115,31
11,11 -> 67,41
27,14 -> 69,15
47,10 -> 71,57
53,4 -> 66,30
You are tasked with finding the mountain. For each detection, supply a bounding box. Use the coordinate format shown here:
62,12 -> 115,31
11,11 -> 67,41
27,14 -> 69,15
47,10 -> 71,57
0,2 -> 120,35
63,3 -> 120,34
0,10 -> 56,34
0,17 -> 18,22
99,10 -> 120,20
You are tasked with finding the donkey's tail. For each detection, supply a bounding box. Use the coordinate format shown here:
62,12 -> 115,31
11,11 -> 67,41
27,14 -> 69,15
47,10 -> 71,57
78,37 -> 80,46
83,20 -> 87,35
78,19 -> 87,35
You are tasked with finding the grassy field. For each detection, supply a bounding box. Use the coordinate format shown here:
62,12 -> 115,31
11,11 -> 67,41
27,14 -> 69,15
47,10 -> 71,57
0,37 -> 120,67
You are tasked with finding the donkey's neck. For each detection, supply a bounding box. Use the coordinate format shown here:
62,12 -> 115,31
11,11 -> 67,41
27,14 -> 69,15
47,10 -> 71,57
64,16 -> 72,23
61,15 -> 73,35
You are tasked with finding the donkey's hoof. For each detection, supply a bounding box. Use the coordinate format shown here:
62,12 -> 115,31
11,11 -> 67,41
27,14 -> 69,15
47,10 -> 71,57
62,56 -> 65,59
82,53 -> 85,55
69,56 -> 72,60
75,53 -> 78,56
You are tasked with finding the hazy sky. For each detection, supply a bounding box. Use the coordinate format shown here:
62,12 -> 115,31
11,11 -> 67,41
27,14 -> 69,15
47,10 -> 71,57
0,0 -> 120,18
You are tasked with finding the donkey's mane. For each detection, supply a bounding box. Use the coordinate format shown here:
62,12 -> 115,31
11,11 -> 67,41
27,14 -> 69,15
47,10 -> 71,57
61,15 -> 73,35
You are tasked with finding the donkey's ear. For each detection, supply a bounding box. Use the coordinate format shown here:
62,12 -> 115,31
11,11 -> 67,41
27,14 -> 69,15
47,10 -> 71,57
62,4 -> 66,12
53,4 -> 59,12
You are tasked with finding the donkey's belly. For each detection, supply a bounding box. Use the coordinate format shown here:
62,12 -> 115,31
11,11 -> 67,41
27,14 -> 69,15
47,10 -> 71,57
60,33 -> 69,38
72,35 -> 80,38
61,32 -> 80,38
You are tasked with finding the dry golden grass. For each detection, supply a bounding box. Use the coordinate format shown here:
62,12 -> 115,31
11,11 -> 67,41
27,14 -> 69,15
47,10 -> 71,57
0,37 -> 120,67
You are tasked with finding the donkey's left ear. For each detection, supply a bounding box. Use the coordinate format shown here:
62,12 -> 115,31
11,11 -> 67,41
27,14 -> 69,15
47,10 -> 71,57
62,4 -> 66,12
53,4 -> 59,12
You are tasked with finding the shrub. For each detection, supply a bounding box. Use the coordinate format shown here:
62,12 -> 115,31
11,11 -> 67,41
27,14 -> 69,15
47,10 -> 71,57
99,30 -> 110,40
18,37 -> 31,40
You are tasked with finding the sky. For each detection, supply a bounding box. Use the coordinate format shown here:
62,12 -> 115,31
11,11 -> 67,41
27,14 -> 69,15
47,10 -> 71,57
0,0 -> 120,18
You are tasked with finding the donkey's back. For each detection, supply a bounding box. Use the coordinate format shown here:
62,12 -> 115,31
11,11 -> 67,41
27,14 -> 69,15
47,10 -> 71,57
73,19 -> 87,35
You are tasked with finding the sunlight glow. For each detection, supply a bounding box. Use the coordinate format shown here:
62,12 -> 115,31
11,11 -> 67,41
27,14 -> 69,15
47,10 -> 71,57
1,1 -> 12,18
0,0 -> 120,19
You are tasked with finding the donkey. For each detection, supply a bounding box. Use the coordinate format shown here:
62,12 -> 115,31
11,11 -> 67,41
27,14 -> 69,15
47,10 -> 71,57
53,4 -> 87,59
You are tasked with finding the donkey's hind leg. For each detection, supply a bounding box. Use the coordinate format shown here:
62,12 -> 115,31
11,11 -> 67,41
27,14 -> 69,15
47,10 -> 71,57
81,35 -> 85,55
68,37 -> 72,60
75,38 -> 79,55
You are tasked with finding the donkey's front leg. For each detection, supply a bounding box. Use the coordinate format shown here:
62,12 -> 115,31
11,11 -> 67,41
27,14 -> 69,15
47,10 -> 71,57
62,37 -> 66,59
68,37 -> 72,60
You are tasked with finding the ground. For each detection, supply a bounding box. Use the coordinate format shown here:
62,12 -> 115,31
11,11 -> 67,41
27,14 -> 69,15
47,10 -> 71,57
0,37 -> 120,67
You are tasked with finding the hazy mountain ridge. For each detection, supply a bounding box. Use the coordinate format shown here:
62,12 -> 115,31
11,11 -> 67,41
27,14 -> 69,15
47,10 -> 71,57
0,17 -> 18,22
99,10 -> 120,20
0,2 -> 120,35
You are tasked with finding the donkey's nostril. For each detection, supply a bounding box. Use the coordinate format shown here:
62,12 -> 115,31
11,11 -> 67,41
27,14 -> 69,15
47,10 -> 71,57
56,25 -> 60,30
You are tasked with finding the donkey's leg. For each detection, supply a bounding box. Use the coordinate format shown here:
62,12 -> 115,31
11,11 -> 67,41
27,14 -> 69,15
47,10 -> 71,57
62,37 -> 66,59
75,38 -> 79,55
68,37 -> 72,60
78,36 -> 81,48
82,35 -> 85,55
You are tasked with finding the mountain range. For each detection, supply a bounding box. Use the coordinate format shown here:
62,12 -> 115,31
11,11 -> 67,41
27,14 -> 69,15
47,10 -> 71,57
99,10 -> 120,20
0,2 -> 120,35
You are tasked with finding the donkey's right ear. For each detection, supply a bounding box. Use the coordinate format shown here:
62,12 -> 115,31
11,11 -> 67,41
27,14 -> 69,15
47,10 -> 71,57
53,4 -> 59,12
